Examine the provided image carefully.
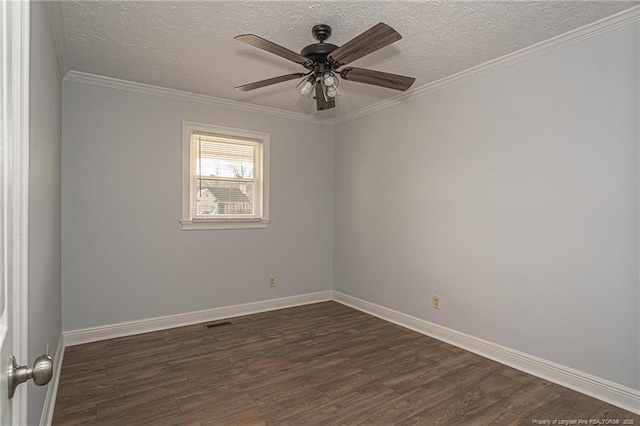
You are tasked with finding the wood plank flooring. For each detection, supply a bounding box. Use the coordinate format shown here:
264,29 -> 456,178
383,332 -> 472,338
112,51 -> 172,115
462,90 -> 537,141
53,301 -> 639,425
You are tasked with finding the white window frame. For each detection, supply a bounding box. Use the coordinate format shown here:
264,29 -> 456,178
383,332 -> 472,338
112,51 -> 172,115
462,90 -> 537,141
181,122 -> 270,230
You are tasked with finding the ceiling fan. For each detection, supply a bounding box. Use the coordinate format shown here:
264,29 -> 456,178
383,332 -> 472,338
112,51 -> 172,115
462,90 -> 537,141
234,23 -> 416,111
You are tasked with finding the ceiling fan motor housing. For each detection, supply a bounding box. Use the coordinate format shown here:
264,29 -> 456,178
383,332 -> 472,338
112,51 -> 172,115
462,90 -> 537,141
300,42 -> 338,64
300,24 -> 339,65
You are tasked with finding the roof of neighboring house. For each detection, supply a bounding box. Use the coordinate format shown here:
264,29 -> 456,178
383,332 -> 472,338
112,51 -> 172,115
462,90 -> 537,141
203,187 -> 251,203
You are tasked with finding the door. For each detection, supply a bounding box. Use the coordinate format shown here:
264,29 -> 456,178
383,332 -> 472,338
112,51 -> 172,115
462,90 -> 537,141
1,1 -> 29,424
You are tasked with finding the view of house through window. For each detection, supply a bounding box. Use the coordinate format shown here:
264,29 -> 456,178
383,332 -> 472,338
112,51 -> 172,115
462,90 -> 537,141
193,135 -> 256,216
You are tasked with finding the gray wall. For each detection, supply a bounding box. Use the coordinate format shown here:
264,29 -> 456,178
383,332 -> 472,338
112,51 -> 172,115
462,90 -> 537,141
29,2 -> 62,424
61,82 -> 334,331
60,15 -> 637,396
333,22 -> 639,390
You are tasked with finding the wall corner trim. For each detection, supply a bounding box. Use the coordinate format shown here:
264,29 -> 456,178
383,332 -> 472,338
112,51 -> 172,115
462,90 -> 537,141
44,1 -> 69,77
62,291 -> 333,346
333,291 -> 640,415
39,334 -> 64,426
334,4 -> 640,125
62,71 -> 334,126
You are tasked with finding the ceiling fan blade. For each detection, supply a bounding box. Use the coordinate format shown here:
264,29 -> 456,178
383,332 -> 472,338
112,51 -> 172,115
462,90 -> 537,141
340,67 -> 415,91
234,73 -> 308,92
328,23 -> 401,67
235,34 -> 312,67
315,84 -> 335,111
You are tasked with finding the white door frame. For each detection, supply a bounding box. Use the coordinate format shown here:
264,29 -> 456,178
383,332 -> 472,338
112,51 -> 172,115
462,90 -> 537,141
5,0 -> 30,424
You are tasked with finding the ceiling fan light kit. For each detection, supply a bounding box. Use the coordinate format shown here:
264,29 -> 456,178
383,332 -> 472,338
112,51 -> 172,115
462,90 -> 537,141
296,75 -> 316,97
234,22 -> 415,111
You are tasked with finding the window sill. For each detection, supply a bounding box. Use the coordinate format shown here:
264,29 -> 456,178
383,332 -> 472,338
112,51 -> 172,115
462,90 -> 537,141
180,219 -> 270,230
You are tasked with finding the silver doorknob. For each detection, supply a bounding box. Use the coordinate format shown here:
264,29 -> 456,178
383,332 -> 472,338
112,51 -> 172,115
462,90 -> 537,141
7,354 -> 53,399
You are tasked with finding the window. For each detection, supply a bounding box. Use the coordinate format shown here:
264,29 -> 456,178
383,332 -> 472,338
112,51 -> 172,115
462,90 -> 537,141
181,122 -> 270,230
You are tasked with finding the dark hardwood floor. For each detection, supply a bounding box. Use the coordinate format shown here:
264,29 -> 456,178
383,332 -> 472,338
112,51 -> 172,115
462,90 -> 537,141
53,301 -> 639,425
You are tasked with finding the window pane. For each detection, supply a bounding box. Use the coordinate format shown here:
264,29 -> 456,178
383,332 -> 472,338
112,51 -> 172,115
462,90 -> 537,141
195,179 -> 254,216
195,138 -> 254,179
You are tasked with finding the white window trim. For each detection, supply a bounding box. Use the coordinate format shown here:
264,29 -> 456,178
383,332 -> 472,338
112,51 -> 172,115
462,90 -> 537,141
181,122 -> 270,230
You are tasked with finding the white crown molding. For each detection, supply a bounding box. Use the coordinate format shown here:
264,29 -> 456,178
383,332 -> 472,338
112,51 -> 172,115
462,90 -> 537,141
63,291 -> 333,346
63,71 -> 334,126
333,291 -> 640,415
39,334 -> 64,426
334,5 -> 640,125
45,1 -> 69,77
61,5 -> 638,127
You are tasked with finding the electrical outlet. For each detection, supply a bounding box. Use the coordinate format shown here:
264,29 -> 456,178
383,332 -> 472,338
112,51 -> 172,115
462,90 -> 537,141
432,295 -> 440,310
269,277 -> 276,288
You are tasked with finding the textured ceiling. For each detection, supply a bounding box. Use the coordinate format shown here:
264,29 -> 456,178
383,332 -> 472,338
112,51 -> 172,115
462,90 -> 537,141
60,1 -> 638,118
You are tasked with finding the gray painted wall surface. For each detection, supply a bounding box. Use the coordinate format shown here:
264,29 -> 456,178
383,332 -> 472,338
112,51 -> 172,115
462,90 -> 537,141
28,2 -> 63,424
333,22 -> 639,389
61,83 -> 334,331
60,17 -> 637,396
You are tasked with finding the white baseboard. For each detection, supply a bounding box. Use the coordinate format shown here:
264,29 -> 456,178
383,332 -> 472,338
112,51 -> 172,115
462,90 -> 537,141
333,291 -> 640,415
63,291 -> 333,346
40,333 -> 64,426
59,290 -> 639,415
